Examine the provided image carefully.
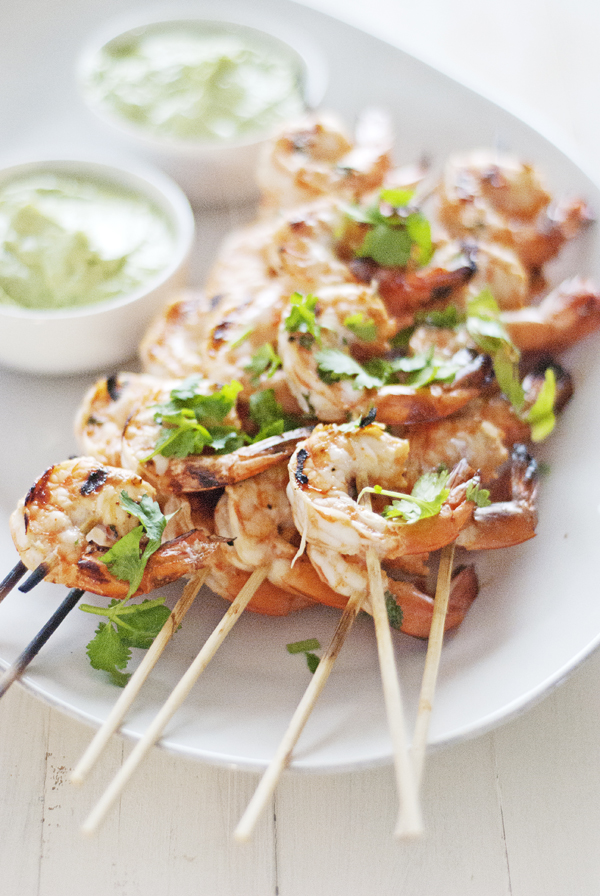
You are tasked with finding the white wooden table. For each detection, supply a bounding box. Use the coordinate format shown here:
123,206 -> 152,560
2,1 -> 600,893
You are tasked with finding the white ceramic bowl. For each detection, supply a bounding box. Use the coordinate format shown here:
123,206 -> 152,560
0,158 -> 195,376
76,14 -> 328,208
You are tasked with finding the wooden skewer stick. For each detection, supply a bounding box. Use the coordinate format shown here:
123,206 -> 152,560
0,561 -> 27,603
234,586 -> 364,842
71,569 -> 208,786
0,587 -> 84,699
81,565 -> 270,836
411,542 -> 456,787
366,547 -> 423,839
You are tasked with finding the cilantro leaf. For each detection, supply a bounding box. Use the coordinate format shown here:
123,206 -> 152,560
147,380 -> 245,461
316,348 -> 385,390
466,482 -> 491,507
284,292 -> 321,346
466,289 -> 524,409
305,653 -> 320,673
343,312 -> 378,342
244,343 -> 282,383
101,492 -> 171,598
82,597 -> 172,686
347,189 -> 433,268
86,620 -> 132,687
359,471 -> 450,523
385,591 -> 404,630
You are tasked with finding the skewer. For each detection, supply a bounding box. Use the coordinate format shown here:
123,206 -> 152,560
18,561 -> 52,593
411,542 -> 456,786
0,587 -> 84,699
0,560 -> 27,602
71,569 -> 208,786
234,586 -> 364,842
81,564 -> 270,836
366,547 -> 422,838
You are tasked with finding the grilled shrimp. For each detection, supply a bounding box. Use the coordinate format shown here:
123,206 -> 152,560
436,149 -> 592,272
214,460 -> 479,635
9,458 -> 222,597
287,423 -> 479,561
307,545 -> 479,637
75,372 -> 173,466
213,463 -> 342,606
278,282 -> 492,425
456,444 -> 539,550
256,108 -> 393,212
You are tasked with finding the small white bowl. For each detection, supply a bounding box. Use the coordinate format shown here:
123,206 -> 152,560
76,14 -> 328,208
0,158 -> 195,376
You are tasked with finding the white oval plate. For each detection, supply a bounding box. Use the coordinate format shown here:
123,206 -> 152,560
1,0 -> 600,772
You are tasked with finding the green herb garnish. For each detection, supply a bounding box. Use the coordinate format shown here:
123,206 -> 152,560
346,188 -> 433,268
384,591 -> 404,630
146,378 -> 244,460
287,638 -> 321,674
81,597 -> 172,687
244,343 -> 282,383
524,367 -> 556,442
343,312 -> 378,342
358,471 -> 451,524
284,292 -> 321,347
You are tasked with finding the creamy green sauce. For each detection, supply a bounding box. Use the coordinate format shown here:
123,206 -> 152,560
82,22 -> 306,142
0,172 -> 175,310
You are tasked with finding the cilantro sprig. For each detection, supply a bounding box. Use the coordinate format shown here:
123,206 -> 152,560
345,188 -> 434,268
79,491 -> 175,686
244,343 -> 282,384
358,470 -> 491,524
146,378 -> 244,460
284,292 -> 321,347
81,597 -> 172,687
315,345 -> 461,392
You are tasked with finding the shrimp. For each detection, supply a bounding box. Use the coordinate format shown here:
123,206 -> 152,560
307,545 -> 479,638
140,290 -> 212,380
213,463 -> 342,607
213,460 -> 478,634
501,277 -> 600,352
75,372 -> 173,466
287,422 -> 479,561
397,357 -> 574,486
278,282 -> 493,424
9,458 -> 222,598
119,381 -> 313,495
456,444 -> 539,550
256,108 -> 393,212
436,149 -> 592,272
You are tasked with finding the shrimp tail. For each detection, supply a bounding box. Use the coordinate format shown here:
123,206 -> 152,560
386,564 -> 479,639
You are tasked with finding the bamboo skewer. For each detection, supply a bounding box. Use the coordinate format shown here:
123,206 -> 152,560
81,565 -> 270,836
411,542 -> 456,787
0,587 -> 84,698
234,586 -> 364,842
366,547 -> 423,838
0,560 -> 27,602
71,569 -> 208,786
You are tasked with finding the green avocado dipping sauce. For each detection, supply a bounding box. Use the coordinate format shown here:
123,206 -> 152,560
0,171 -> 176,311
82,21 -> 307,143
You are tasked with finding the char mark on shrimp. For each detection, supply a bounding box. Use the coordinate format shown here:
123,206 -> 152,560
106,375 -> 121,402
80,468 -> 109,496
295,448 -> 310,486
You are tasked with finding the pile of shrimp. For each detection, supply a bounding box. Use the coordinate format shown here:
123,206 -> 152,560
9,107 -> 600,644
